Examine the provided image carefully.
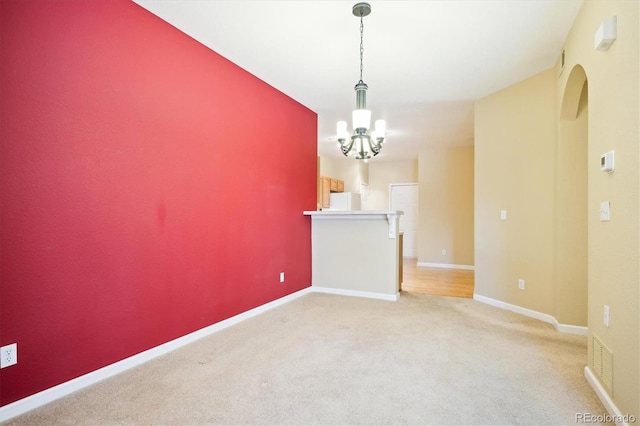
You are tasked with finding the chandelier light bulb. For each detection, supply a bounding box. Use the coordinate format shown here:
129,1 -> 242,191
337,121 -> 349,140
352,109 -> 371,130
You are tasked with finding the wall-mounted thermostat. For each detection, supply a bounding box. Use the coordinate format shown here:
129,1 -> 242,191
600,150 -> 615,173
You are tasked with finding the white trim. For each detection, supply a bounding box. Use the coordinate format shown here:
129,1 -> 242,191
388,182 -> 418,188
312,286 -> 399,302
417,262 -> 475,271
0,287 -> 313,422
388,182 -> 419,211
473,293 -> 588,336
584,366 -> 630,425
303,210 -> 401,218
552,319 -> 588,336
473,293 -> 554,323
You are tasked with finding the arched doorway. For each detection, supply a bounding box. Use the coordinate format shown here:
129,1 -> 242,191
556,65 -> 588,326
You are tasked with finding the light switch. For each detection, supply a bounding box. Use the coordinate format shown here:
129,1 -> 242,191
600,201 -> 610,221
500,210 -> 507,220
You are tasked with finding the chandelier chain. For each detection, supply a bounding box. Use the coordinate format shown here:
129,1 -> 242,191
359,8 -> 364,82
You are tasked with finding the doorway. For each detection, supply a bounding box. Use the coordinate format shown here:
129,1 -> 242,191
390,183 -> 418,258
556,65 -> 588,327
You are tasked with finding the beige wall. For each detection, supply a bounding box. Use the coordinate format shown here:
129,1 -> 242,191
475,0 -> 639,417
475,69 -> 557,314
561,0 -> 639,417
418,146 -> 474,266
368,160 -> 418,210
319,155 -> 368,193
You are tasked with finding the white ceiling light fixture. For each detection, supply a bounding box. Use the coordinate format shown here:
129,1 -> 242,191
336,2 -> 386,160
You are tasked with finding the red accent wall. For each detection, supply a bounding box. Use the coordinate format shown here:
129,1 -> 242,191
0,0 -> 316,406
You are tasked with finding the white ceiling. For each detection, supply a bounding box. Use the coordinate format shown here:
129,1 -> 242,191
132,0 -> 583,161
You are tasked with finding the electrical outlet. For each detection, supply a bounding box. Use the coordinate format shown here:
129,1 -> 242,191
1,343 -> 17,368
604,305 -> 610,327
518,279 -> 525,290
441,249 -> 446,256
280,272 -> 285,283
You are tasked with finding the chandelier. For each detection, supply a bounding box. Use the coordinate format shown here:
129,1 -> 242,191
336,2 -> 386,160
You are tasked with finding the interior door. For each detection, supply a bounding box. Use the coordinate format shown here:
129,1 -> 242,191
390,184 -> 418,258
360,182 -> 369,210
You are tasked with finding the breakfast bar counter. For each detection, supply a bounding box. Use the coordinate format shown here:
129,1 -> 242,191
303,210 -> 403,301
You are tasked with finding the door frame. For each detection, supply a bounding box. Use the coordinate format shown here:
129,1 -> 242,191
389,183 -> 418,258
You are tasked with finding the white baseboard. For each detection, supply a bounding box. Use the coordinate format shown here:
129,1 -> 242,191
312,286 -> 399,302
0,287 -> 313,422
552,319 -> 588,336
473,293 -> 588,336
584,366 -> 631,425
417,262 -> 475,270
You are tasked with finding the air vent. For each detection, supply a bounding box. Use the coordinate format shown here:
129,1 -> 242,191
591,334 -> 613,394
559,49 -> 566,76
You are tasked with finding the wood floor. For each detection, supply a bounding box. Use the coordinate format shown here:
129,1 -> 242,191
401,258 -> 474,298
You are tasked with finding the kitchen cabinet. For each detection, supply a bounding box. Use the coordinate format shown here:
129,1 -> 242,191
318,176 -> 345,209
327,178 -> 344,193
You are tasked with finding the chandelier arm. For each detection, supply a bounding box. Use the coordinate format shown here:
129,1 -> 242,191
368,136 -> 381,156
355,132 -> 371,159
341,137 -> 356,157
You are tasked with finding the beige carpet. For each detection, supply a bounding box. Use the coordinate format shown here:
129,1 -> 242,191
3,292 -> 609,425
